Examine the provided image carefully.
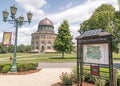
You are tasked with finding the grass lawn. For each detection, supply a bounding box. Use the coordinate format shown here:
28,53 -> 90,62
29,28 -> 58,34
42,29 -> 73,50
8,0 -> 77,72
0,53 -> 77,64
0,53 -> 34,58
113,53 -> 120,62
0,52 -> 120,64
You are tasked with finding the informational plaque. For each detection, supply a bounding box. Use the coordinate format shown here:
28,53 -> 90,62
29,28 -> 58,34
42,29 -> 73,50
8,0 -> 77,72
83,43 -> 109,64
91,66 -> 99,76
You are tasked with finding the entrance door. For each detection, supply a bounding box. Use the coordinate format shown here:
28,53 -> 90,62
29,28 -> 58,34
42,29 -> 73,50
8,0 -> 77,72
41,46 -> 44,53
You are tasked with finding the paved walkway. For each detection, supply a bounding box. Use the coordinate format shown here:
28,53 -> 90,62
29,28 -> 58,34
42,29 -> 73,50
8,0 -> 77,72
0,68 -> 71,86
0,62 -> 75,86
38,62 -> 76,68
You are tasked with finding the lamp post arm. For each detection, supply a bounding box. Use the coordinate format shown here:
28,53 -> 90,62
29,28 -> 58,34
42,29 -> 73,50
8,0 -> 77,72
4,19 -> 31,26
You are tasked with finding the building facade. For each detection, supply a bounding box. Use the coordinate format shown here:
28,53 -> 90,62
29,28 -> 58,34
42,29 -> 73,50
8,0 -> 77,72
31,18 -> 57,53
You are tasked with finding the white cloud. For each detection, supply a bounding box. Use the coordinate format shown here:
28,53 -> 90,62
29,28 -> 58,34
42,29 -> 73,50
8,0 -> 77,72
48,1 -> 99,24
16,0 -> 47,10
47,0 -> 118,45
15,0 -> 47,20
54,22 -> 61,33
67,2 -> 72,8
14,0 -> 118,45
70,25 -> 80,43
49,0 -> 118,23
60,1 -> 73,10
16,25 -> 37,45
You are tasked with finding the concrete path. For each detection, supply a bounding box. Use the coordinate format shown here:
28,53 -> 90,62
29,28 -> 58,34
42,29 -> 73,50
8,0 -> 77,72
38,62 -> 76,68
0,68 -> 71,86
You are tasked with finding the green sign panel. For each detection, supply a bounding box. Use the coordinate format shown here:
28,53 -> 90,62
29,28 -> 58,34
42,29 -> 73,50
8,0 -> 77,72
86,46 -> 102,60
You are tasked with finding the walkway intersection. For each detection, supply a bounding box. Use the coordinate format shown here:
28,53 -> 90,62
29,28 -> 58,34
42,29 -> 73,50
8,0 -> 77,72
0,62 -> 75,86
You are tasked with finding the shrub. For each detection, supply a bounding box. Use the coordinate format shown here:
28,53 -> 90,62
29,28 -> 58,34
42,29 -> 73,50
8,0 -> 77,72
83,70 -> 95,84
60,72 -> 73,85
0,64 -> 4,73
71,67 -> 77,83
17,63 -> 38,72
0,63 -> 38,73
17,63 -> 25,72
116,72 -> 120,85
95,78 -> 105,86
2,64 -> 11,73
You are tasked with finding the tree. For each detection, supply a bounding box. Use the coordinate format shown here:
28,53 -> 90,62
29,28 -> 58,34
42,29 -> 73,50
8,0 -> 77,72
54,20 -> 74,59
79,4 -> 120,52
17,44 -> 26,52
8,44 -> 14,53
0,43 -> 6,53
79,4 -> 115,34
25,45 -> 31,52
0,43 -> 4,53
17,44 -> 31,53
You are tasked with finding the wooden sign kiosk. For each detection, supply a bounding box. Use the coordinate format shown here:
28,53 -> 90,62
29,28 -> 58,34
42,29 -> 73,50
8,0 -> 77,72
76,29 -> 114,86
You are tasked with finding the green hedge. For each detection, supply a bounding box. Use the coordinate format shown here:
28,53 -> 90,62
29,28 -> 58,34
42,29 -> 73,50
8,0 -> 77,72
0,64 -> 11,73
17,63 -> 38,72
0,63 -> 38,73
2,65 -> 11,73
0,65 -> 3,73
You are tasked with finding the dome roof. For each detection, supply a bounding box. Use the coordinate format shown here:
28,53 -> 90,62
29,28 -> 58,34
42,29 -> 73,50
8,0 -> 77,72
38,18 -> 53,26
37,18 -> 54,32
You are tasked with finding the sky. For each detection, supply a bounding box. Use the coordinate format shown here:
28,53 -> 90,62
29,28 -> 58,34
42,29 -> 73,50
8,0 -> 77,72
0,0 -> 119,45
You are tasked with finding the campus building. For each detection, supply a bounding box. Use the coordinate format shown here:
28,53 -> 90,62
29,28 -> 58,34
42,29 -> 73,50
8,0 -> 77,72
31,18 -> 57,53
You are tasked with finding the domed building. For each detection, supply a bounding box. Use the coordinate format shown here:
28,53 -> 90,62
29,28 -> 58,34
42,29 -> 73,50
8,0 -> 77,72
31,18 -> 57,53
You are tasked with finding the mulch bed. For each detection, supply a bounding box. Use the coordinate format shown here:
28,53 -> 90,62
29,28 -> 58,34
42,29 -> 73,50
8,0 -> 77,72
52,82 -> 95,86
0,69 -> 41,75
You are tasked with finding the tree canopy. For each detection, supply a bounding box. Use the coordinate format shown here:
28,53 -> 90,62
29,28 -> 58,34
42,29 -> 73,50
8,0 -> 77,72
0,43 -> 31,53
54,20 -> 74,58
79,4 -> 115,34
79,4 -> 120,52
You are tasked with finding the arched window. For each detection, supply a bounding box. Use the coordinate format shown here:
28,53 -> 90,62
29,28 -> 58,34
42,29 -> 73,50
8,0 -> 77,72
36,42 -> 39,46
47,41 -> 51,49
48,41 -> 51,44
41,41 -> 45,44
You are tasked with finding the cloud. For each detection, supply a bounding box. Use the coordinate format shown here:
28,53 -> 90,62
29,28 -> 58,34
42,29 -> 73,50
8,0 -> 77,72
67,2 -> 72,8
60,1 -> 73,10
49,0 -> 118,24
14,0 -> 118,45
48,1 -> 99,24
47,0 -> 118,45
15,0 -> 47,20
16,25 -> 37,45
70,24 -> 80,43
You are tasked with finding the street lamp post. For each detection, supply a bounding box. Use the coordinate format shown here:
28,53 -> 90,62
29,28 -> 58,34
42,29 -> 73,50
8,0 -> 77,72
2,4 -> 32,72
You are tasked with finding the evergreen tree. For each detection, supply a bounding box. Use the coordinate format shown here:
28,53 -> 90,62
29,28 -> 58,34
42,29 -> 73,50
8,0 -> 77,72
54,20 -> 74,59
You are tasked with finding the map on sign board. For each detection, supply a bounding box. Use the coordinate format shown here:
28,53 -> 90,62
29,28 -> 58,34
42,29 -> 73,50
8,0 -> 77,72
83,44 -> 109,64
85,46 -> 102,60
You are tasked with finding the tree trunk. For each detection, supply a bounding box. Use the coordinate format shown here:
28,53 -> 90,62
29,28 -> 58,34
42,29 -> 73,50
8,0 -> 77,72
62,52 -> 64,59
